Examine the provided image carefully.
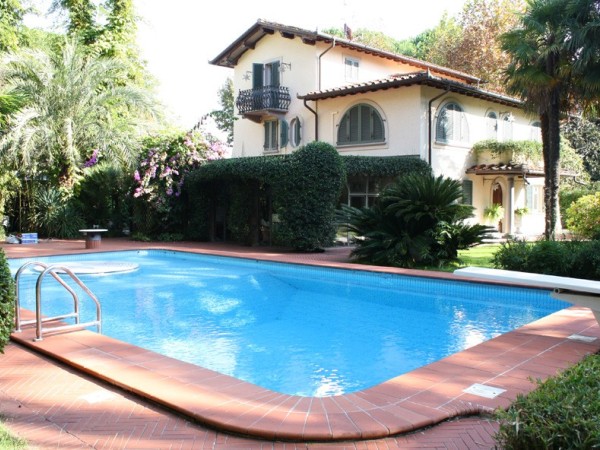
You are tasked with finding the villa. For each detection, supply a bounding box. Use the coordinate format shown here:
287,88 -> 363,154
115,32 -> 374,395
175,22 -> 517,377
210,19 -> 546,235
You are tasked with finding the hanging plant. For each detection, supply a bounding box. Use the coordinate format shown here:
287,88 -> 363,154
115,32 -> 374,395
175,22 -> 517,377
484,203 -> 505,221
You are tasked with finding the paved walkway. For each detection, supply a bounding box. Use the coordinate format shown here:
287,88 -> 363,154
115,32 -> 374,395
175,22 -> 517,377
1,238 -> 598,449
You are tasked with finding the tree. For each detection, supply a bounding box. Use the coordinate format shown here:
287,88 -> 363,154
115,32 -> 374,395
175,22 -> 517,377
208,78 -> 235,145
0,40 -> 158,187
502,0 -> 600,239
0,0 -> 27,52
562,117 -> 600,181
447,0 -> 525,92
339,173 -> 490,268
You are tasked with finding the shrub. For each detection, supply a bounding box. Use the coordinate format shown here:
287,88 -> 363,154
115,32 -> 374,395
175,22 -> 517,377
0,248 -> 15,353
340,173 -> 491,267
495,353 -> 600,449
566,192 -> 600,239
493,239 -> 600,280
29,187 -> 85,238
73,162 -> 132,234
277,142 -> 346,251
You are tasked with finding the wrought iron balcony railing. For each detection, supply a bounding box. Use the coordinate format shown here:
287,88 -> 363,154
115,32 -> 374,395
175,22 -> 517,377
236,86 -> 291,116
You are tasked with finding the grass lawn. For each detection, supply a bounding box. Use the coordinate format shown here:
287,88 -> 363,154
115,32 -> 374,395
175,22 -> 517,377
457,243 -> 500,269
0,419 -> 27,449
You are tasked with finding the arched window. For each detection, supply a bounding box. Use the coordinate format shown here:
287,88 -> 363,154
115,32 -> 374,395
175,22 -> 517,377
486,111 -> 498,139
337,103 -> 385,146
436,102 -> 469,144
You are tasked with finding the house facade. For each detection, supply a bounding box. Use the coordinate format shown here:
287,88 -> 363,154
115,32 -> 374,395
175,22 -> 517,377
210,20 -> 546,236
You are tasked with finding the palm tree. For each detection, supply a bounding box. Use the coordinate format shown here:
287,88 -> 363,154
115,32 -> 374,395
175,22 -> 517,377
338,173 -> 491,268
0,39 -> 158,187
501,0 -> 600,239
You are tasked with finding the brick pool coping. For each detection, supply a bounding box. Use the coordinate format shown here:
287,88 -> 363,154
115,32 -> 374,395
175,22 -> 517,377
6,239 -> 600,442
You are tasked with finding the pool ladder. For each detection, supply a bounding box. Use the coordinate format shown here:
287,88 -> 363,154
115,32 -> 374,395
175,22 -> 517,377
14,261 -> 102,341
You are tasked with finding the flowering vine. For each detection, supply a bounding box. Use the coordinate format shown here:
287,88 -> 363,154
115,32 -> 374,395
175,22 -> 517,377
132,130 -> 226,215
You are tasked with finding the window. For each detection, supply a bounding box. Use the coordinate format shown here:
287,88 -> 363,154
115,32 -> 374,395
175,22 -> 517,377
526,184 -> 543,212
486,111 -> 498,139
344,57 -> 359,81
501,113 -> 514,141
343,176 -> 392,208
290,117 -> 302,147
264,119 -> 288,152
435,102 -> 469,144
530,121 -> 542,142
253,61 -> 280,88
337,103 -> 385,146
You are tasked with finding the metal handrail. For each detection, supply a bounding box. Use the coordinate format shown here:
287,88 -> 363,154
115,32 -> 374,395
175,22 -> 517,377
14,261 -> 102,341
14,261 -> 79,332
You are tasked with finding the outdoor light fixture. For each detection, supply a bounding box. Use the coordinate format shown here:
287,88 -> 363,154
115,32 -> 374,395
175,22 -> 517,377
280,62 -> 292,72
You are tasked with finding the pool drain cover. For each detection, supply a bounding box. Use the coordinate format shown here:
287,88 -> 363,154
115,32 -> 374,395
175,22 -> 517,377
463,383 -> 506,399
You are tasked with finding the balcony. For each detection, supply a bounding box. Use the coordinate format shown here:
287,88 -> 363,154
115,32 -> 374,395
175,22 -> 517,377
236,86 -> 291,120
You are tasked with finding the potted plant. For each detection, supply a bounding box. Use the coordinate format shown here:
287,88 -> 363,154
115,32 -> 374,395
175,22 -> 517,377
515,206 -> 530,216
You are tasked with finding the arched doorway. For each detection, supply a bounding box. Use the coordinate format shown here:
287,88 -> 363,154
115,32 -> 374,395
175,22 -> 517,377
492,182 -> 504,232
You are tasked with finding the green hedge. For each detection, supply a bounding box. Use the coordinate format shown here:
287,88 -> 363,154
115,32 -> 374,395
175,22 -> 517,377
493,239 -> 600,280
185,144 -> 429,250
0,249 -> 15,353
495,353 -> 600,449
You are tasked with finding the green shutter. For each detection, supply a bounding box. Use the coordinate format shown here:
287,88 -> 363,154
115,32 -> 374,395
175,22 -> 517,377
263,121 -> 269,150
253,63 -> 263,89
462,179 -> 473,205
280,120 -> 289,147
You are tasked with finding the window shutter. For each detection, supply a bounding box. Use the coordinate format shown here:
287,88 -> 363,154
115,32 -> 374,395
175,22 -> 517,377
462,180 -> 473,205
349,106 -> 360,142
270,61 -> 280,87
263,121 -> 269,150
279,120 -> 288,147
436,108 -> 449,142
372,110 -> 384,141
253,63 -> 264,89
294,119 -> 301,145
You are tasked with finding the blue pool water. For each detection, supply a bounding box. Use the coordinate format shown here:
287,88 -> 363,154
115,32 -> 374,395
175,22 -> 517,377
10,250 -> 568,397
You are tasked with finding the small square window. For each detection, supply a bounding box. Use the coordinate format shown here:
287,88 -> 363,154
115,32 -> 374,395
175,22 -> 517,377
344,57 -> 359,81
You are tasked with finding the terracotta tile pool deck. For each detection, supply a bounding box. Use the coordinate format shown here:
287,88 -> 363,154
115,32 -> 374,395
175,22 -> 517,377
2,238 -> 599,449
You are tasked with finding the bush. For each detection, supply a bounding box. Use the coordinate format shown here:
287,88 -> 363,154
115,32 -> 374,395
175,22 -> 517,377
29,187 -> 85,238
186,147 -> 433,250
566,192 -> 600,239
495,353 -> 600,449
340,173 -> 491,268
73,162 -> 132,235
277,142 -> 346,251
493,239 -> 600,280
0,248 -> 15,353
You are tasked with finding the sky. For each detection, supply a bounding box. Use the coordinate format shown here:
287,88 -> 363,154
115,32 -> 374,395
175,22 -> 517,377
26,0 -> 468,129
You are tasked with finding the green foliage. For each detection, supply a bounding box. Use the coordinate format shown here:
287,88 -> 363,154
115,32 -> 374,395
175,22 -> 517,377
0,0 -> 27,52
562,117 -> 600,181
559,182 -> 600,227
73,162 -> 131,234
493,239 -> 600,280
340,173 -> 491,268
495,353 -> 600,449
0,419 -> 27,449
472,140 -> 543,165
342,155 -> 431,178
29,187 -> 84,238
131,130 -> 226,237
0,40 -> 159,187
566,192 -> 600,239
277,142 -> 346,251
0,248 -> 16,353
187,142 -> 359,250
208,78 -> 235,145
484,203 -> 505,222
472,139 -> 585,175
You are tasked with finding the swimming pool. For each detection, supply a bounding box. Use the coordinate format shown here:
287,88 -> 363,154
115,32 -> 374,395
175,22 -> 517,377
10,250 -> 568,397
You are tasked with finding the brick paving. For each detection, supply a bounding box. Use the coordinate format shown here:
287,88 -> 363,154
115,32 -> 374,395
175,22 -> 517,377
1,238 -> 599,449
